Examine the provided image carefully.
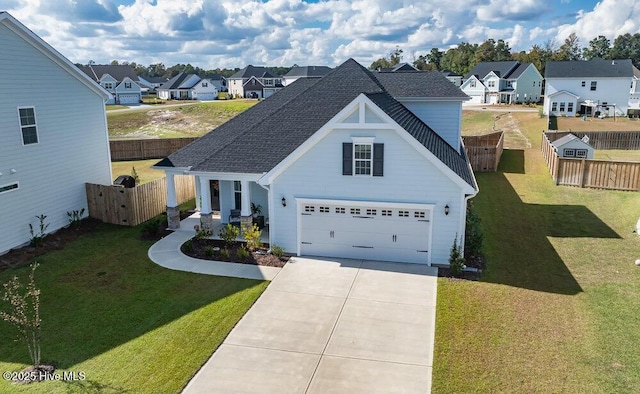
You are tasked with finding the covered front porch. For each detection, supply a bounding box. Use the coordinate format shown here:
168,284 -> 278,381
164,171 -> 270,237
179,212 -> 269,243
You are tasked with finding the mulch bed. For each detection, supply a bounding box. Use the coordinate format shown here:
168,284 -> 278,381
437,253 -> 485,280
181,238 -> 289,267
0,219 -> 102,273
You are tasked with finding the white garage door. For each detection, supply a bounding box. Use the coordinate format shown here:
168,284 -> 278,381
299,201 -> 432,264
197,93 -> 217,101
466,94 -> 483,104
118,94 -> 139,104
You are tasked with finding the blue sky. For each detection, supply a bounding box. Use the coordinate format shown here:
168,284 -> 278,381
1,0 -> 637,69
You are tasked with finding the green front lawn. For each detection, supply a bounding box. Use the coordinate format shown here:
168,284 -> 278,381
0,222 -> 267,393
434,113 -> 640,392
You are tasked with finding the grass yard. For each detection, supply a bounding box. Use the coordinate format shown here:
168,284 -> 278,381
556,115 -> 640,131
593,149 -> 640,162
433,112 -> 640,392
111,159 -> 166,184
107,100 -> 256,139
105,105 -> 128,111
0,219 -> 268,393
461,110 -> 498,136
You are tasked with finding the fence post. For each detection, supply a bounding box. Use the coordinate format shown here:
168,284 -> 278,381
579,159 -> 586,188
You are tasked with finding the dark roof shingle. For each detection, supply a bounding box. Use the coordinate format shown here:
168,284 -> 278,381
79,64 -> 139,82
545,58 -> 635,78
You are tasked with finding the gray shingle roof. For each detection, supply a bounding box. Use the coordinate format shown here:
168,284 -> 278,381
284,66 -> 332,78
159,59 -> 475,188
159,72 -> 200,90
79,64 -> 139,82
545,58 -> 635,78
375,71 -> 469,99
229,65 -> 279,79
464,61 -> 520,80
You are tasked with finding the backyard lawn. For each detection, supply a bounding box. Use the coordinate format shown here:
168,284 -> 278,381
556,115 -> 640,131
107,100 -> 256,139
0,219 -> 268,393
434,112 -> 640,392
111,159 -> 166,184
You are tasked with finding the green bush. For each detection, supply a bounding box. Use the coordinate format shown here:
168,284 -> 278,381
236,246 -> 250,260
182,240 -> 193,253
464,202 -> 483,259
243,224 -> 262,251
29,214 -> 49,247
141,214 -> 165,239
204,245 -> 214,257
220,248 -> 230,260
449,236 -> 465,278
219,223 -> 239,247
270,244 -> 285,259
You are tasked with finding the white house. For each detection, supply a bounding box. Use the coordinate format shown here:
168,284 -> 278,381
441,70 -> 463,86
551,134 -> 595,159
228,65 -> 283,98
79,64 -> 143,105
157,72 -> 218,100
155,59 -> 477,265
462,61 -> 543,105
283,66 -> 332,86
0,12 -> 112,255
544,58 -> 640,117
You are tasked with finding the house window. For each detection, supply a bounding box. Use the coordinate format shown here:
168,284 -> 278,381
234,181 -> 241,210
104,82 -> 113,89
0,182 -> 19,194
18,107 -> 38,145
568,102 -> 574,113
506,80 -> 513,87
559,102 -> 566,112
488,81 -> 495,88
564,149 -> 576,157
350,208 -> 361,215
398,210 -> 409,217
581,81 -> 586,87
576,149 -> 587,158
335,207 -> 346,214
202,82 -> 208,87
414,211 -> 426,218
470,80 -> 476,87
354,144 -> 372,175
319,206 -> 329,213
264,79 -> 273,86
551,102 -> 557,112
366,209 -> 377,216
125,82 -> 132,88
591,81 -> 597,91
304,205 -> 315,213
381,209 -> 392,216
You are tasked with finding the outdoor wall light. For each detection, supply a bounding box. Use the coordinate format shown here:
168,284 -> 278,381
10,169 -> 16,174
281,197 -> 287,207
444,204 -> 450,216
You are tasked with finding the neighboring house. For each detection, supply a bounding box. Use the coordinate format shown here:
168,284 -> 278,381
461,61 -> 542,105
207,74 -> 227,92
138,76 -> 169,92
376,62 -> 419,72
0,12 -> 112,255
228,65 -> 283,98
283,66 -> 332,86
79,64 -> 142,105
441,70 -> 463,86
551,134 -> 595,159
157,72 -> 218,100
544,58 -> 640,117
155,59 -> 477,265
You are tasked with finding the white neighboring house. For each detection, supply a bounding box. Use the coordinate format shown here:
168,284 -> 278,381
462,61 -> 543,105
228,65 -> 283,98
0,12 -> 112,255
544,58 -> 640,117
137,76 -> 169,92
283,66 -> 332,86
157,72 -> 218,100
79,64 -> 143,105
155,59 -> 477,265
441,70 -> 463,86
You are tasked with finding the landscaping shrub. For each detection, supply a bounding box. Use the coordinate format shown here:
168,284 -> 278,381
270,245 -> 285,259
204,245 -> 214,257
464,201 -> 483,260
449,236 -> 465,278
220,248 -> 230,260
29,214 -> 49,247
140,214 -> 166,239
182,240 -> 193,253
219,223 -> 239,248
236,246 -> 250,260
242,224 -> 262,251
67,208 -> 85,229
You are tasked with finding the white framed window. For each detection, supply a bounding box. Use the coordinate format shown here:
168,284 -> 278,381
487,80 -> 495,88
551,102 -> 557,112
506,80 -> 513,87
398,210 -> 409,217
124,82 -> 132,88
304,205 -> 315,212
104,82 -> 114,89
591,81 -> 597,91
319,206 -> 329,213
559,102 -> 566,112
350,208 -> 361,215
576,149 -> 587,158
202,82 -> 208,87
335,207 -> 346,214
564,149 -> 576,157
581,81 -> 586,87
366,209 -> 377,216
568,102 -> 574,113
233,181 -> 242,209
470,80 -> 476,87
0,182 -> 19,194
18,107 -> 38,145
414,211 -> 426,218
354,144 -> 372,175
381,209 -> 392,216
264,78 -> 273,86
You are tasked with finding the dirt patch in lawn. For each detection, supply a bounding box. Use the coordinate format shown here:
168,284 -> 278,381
0,219 -> 102,273
181,238 -> 288,267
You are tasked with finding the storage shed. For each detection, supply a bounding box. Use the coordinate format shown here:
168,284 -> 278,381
551,133 -> 595,159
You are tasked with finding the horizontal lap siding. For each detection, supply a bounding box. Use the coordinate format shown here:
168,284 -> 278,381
0,23 -> 112,253
401,101 -> 462,152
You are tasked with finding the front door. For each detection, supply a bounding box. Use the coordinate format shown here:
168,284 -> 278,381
209,180 -> 220,211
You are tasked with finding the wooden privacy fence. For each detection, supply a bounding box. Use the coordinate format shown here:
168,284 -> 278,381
86,175 -> 195,226
462,131 -> 504,172
110,138 -> 198,161
541,132 -> 640,192
545,130 -> 640,150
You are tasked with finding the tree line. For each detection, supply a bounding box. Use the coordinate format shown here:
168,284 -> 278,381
371,33 -> 640,76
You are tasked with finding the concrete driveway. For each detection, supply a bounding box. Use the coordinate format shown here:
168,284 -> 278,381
183,257 -> 438,393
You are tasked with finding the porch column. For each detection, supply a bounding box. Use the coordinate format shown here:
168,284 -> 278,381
194,175 -> 201,211
166,173 -> 180,229
240,180 -> 252,232
199,177 -> 213,231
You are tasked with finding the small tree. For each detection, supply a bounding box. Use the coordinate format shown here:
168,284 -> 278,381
449,236 -> 465,278
218,223 -> 239,248
0,262 -> 42,368
242,223 -> 262,251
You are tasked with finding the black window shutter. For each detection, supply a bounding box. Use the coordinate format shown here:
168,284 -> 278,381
343,143 -> 353,175
373,143 -> 384,176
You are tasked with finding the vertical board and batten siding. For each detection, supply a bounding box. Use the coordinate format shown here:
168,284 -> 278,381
271,126 -> 467,264
541,133 -> 640,191
546,130 -> 640,150
109,138 -> 198,160
401,100 -> 462,152
462,132 -> 504,171
0,23 -> 112,254
86,175 -> 195,226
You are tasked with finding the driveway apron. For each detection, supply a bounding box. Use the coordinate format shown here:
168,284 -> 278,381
182,257 -> 438,393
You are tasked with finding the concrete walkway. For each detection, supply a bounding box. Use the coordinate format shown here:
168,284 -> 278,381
182,257 -> 438,393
